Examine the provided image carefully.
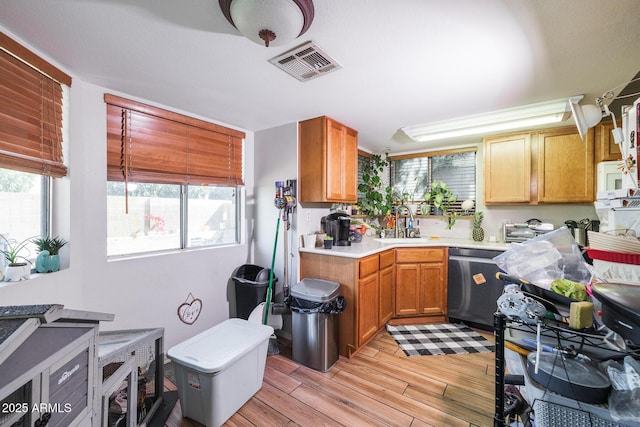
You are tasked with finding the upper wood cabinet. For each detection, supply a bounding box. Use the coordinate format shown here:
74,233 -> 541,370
536,126 -> 595,203
298,116 -> 358,203
483,126 -> 595,204
595,120 -> 622,162
483,133 -> 532,203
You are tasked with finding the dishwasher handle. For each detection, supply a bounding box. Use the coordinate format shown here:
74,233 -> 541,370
448,255 -> 498,265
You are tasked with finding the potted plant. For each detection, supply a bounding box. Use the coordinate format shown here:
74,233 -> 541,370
32,236 -> 67,273
357,152 -> 393,218
323,235 -> 334,249
0,234 -> 35,281
424,181 -> 457,216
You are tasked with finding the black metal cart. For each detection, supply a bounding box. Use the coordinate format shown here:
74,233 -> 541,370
493,276 -> 639,427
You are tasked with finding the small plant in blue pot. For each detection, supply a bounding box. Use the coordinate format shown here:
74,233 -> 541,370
32,236 -> 67,273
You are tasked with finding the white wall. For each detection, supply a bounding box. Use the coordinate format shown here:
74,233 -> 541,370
0,34 -> 254,350
253,123 -> 299,297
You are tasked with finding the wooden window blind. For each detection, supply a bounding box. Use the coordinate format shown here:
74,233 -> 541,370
105,94 -> 245,186
0,32 -> 71,177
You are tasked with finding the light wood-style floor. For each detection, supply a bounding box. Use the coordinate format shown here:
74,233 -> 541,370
164,329 -> 496,426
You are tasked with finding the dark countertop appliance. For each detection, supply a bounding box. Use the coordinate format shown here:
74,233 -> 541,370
447,247 -> 504,330
322,213 -> 351,246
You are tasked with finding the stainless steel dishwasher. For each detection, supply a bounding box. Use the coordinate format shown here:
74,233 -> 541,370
447,247 -> 504,330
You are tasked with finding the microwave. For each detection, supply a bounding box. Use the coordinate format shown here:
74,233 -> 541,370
597,161 -> 622,192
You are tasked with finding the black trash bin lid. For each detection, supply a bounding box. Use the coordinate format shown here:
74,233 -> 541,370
291,278 -> 340,303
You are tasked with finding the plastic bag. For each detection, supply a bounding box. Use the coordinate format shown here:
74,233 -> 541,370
602,356 -> 640,422
289,295 -> 346,314
493,227 -> 592,290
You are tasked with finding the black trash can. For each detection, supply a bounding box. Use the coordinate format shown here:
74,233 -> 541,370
232,264 -> 277,320
290,278 -> 346,372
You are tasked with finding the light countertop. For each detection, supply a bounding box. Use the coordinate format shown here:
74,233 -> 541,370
299,236 -> 510,259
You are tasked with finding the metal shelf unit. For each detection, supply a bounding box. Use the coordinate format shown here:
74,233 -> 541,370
494,313 -> 638,427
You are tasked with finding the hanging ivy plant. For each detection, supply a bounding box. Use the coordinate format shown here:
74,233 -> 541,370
357,152 -> 392,218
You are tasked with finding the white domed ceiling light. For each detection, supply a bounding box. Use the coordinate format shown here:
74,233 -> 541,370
569,77 -> 640,142
569,96 -> 609,141
219,0 -> 315,47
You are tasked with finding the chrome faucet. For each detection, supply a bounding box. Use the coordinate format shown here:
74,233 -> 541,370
394,205 -> 415,238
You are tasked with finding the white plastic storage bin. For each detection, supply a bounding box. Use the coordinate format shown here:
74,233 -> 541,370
167,318 -> 273,427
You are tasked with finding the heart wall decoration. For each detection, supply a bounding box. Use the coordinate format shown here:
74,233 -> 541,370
177,293 -> 203,325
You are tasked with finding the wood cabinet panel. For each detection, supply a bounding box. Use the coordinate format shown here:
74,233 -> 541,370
378,263 -> 395,326
395,264 -> 420,316
536,127 -> 594,202
483,133 -> 531,203
359,254 -> 379,278
326,120 -> 346,200
419,263 -> 447,316
342,127 -> 358,201
299,116 -> 358,203
595,120 -> 622,162
395,248 -> 444,263
379,250 -> 395,269
358,273 -> 379,346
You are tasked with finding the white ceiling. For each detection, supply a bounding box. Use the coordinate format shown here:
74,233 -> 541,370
1,0 -> 639,154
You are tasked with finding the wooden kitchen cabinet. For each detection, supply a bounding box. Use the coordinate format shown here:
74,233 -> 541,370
483,133 -> 532,203
300,249 -> 394,357
394,248 -> 447,321
595,120 -> 622,162
298,116 -> 358,203
484,126 -> 595,204
536,126 -> 595,203
357,254 -> 379,346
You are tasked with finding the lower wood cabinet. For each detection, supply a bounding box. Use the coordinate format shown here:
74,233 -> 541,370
357,254 -> 380,346
357,250 -> 396,347
394,247 -> 448,321
300,249 -> 395,357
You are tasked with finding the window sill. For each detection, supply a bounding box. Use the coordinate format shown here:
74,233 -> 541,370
0,270 -> 64,289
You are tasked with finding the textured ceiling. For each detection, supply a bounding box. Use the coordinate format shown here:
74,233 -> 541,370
1,0 -> 639,154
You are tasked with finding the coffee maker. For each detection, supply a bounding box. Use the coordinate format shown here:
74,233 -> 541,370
322,212 -> 351,246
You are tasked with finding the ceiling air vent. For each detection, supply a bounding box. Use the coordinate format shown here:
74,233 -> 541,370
269,41 -> 342,82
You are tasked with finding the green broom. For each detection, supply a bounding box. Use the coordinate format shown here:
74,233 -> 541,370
263,214 -> 280,354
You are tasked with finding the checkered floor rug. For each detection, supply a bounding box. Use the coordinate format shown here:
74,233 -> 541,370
386,323 -> 495,356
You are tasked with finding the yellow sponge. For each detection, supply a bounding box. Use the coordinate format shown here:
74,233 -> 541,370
569,301 -> 594,329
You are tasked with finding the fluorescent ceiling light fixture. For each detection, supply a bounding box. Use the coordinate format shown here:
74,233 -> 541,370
402,97 -> 577,143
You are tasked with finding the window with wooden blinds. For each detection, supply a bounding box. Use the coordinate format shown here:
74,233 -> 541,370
105,94 -> 245,186
0,32 -> 71,177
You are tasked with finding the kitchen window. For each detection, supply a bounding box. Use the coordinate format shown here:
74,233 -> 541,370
0,33 -> 71,256
105,94 -> 244,257
390,148 -> 477,210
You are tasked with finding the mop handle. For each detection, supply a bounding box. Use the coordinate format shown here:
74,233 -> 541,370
264,214 -> 281,325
